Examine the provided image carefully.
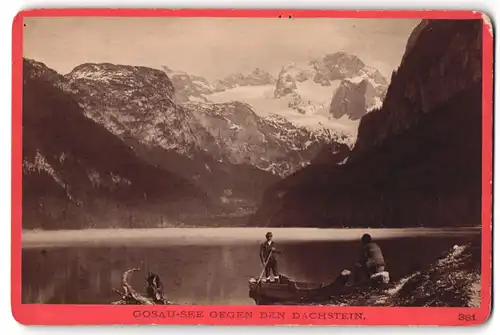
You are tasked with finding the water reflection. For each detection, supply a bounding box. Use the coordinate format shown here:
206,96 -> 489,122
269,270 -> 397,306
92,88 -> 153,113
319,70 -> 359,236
21,231 -> 480,305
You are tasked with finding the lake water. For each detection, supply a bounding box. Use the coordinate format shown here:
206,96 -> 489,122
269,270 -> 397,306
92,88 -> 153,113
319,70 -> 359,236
21,227 -> 481,305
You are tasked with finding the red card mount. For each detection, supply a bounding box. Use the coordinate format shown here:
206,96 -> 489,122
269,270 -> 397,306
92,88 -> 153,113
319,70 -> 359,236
12,9 -> 493,326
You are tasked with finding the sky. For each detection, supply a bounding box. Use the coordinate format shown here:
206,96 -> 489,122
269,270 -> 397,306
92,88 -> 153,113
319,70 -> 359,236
23,17 -> 421,81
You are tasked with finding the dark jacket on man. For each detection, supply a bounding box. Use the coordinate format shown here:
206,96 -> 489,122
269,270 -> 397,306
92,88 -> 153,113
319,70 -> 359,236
360,241 -> 385,267
260,241 -> 277,263
260,240 -> 280,278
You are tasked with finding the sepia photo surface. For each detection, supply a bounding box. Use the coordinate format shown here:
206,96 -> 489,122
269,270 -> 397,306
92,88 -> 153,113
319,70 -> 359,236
21,17 -> 483,307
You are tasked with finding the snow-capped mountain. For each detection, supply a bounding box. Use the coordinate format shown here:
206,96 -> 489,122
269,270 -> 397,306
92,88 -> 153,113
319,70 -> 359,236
65,63 -> 223,157
157,67 -> 277,100
273,62 -> 334,116
214,68 -> 276,91
63,63 -> 284,210
199,52 -> 388,145
21,53 -> 388,228
311,52 -> 387,86
154,52 -> 387,146
64,62 -> 346,178
274,52 -> 388,120
161,65 -> 215,103
50,61 -> 355,216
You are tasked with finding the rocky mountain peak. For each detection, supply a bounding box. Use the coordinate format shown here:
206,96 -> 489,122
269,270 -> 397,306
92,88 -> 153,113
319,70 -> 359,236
215,68 -> 276,90
160,65 -> 214,103
24,58 -> 62,81
272,53 -> 388,118
354,19 -> 482,156
67,62 -> 176,98
274,64 -> 299,98
330,79 -> 371,120
310,52 -> 362,82
24,58 -> 70,91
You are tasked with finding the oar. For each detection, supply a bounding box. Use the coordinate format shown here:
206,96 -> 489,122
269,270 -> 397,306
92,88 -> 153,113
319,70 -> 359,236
256,250 -> 273,285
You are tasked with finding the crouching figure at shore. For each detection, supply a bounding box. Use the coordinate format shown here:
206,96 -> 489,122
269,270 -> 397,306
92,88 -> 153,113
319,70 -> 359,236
353,233 -> 390,285
145,271 -> 167,303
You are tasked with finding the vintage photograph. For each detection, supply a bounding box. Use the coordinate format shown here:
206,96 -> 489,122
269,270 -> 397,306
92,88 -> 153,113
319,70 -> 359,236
20,16 -> 483,307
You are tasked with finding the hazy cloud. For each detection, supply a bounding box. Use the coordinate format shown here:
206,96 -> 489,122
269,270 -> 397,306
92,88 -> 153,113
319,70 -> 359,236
23,17 -> 421,80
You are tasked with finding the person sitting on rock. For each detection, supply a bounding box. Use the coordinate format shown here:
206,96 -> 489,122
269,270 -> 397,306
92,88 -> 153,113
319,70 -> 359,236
354,233 -> 386,283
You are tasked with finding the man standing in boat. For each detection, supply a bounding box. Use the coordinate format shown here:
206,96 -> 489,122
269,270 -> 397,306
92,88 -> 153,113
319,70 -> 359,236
260,232 -> 281,281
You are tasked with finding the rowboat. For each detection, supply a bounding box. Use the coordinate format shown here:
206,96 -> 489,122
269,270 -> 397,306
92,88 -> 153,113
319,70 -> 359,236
248,270 -> 391,305
248,270 -> 351,305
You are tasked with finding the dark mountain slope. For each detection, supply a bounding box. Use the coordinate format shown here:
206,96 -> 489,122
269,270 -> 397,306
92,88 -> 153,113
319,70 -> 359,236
23,59 -> 280,217
22,60 -> 209,229
250,19 -> 484,228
